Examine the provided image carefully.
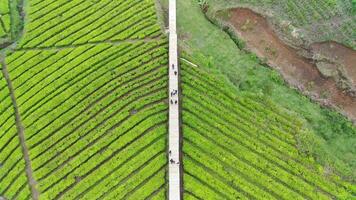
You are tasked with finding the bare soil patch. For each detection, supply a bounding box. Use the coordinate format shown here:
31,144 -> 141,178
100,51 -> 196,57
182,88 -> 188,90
311,42 -> 356,93
226,8 -> 356,122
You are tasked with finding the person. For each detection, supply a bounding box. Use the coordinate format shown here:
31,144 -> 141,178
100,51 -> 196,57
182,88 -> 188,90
172,64 -> 175,69
174,71 -> 177,76
169,150 -> 172,155
170,99 -> 173,104
170,159 -> 175,164
175,100 -> 178,104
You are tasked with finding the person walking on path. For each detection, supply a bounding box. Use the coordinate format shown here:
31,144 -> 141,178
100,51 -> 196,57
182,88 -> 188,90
168,0 -> 181,199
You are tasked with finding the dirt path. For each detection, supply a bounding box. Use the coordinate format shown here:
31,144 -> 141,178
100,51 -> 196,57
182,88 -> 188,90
1,58 -> 39,200
226,8 -> 356,122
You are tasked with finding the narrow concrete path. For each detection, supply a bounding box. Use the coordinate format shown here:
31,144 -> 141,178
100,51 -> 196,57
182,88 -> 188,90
168,0 -> 181,199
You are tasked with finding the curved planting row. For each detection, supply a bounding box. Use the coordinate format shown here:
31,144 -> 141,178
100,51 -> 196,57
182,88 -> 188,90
18,0 -> 162,48
4,40 -> 169,199
0,70 -> 31,199
1,0 -> 169,198
0,0 -> 10,38
180,60 -> 355,200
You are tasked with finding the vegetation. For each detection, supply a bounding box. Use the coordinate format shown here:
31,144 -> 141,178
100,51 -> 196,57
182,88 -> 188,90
205,0 -> 356,49
0,64 -> 31,199
0,0 -> 23,44
175,0 -> 356,182
1,0 -> 168,199
5,40 -> 169,198
181,59 -> 356,199
9,0 -> 23,41
1,0 -> 355,199
0,0 -> 11,38
18,0 -> 162,48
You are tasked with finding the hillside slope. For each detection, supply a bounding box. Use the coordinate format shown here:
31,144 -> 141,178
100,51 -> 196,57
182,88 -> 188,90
0,64 -> 31,199
0,0 -> 169,199
175,0 -> 356,182
205,0 -> 356,49
181,60 -> 355,199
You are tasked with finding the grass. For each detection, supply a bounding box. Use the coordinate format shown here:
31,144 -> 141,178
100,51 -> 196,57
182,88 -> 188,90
8,0 -> 23,41
181,59 -> 355,199
169,0 -> 356,182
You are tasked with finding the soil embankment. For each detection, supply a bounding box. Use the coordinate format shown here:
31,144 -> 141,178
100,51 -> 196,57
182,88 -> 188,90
311,42 -> 356,93
225,8 -> 356,122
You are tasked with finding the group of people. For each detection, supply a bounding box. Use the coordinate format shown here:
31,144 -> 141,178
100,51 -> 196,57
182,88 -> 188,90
169,150 -> 179,165
169,63 -> 179,166
170,64 -> 178,105
170,89 -> 178,105
172,64 -> 177,76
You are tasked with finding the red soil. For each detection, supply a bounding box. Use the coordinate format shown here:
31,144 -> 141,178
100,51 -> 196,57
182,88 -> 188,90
311,42 -> 356,87
227,8 -> 356,121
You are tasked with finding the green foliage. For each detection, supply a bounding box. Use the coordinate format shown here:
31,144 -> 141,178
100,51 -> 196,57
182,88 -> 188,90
181,60 -> 356,199
0,71 -> 31,199
176,0 -> 356,182
319,109 -> 356,140
197,0 -> 209,13
18,0 -> 162,48
0,0 -> 11,39
8,0 -> 23,40
0,0 -> 10,14
5,40 -> 169,198
1,0 -> 169,198
0,0 -> 23,43
223,25 -> 246,49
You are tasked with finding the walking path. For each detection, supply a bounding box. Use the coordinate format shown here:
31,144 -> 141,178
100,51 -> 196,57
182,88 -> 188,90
168,0 -> 181,199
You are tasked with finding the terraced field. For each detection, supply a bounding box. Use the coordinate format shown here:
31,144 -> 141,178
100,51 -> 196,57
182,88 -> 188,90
19,0 -> 162,48
180,60 -> 355,199
0,0 -> 10,38
0,0 -> 169,199
2,0 -> 356,199
0,67 -> 31,199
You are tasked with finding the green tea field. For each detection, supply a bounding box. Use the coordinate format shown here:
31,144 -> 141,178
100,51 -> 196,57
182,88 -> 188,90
180,59 -> 355,199
1,0 -> 168,199
0,0 -> 10,39
1,0 -> 355,199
